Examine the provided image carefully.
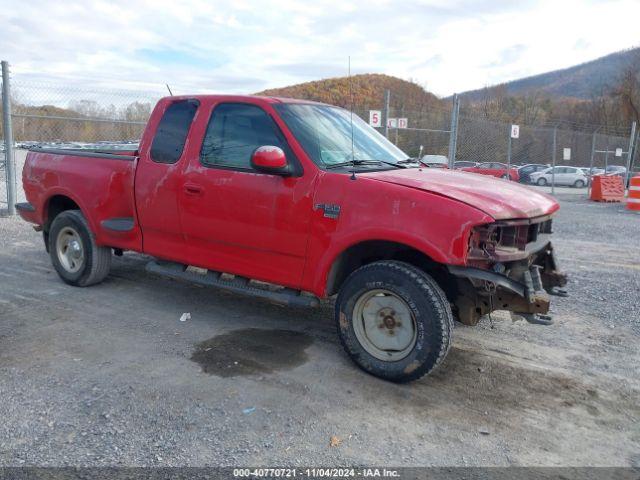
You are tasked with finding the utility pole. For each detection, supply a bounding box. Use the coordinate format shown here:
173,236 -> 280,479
447,94 -> 459,168
2,60 -> 16,216
588,127 -> 599,197
551,127 -> 557,195
382,89 -> 390,139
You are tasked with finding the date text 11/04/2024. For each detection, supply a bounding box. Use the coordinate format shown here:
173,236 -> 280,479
232,468 -> 400,477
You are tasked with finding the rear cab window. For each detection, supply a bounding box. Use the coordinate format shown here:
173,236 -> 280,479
150,99 -> 199,164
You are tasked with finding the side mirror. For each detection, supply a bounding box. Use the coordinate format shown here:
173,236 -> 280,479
251,146 -> 290,176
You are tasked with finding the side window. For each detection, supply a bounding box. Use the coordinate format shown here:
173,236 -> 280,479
201,103 -> 287,169
150,100 -> 199,164
479,163 -> 491,169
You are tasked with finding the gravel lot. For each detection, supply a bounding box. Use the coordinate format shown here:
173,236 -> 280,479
0,196 -> 639,467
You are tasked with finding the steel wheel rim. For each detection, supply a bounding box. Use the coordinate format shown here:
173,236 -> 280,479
352,289 -> 417,362
56,226 -> 84,273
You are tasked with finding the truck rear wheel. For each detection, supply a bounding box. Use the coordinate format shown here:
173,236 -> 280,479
49,210 -> 111,287
335,261 -> 453,383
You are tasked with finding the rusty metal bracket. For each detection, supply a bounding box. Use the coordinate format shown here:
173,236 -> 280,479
447,265 -> 525,297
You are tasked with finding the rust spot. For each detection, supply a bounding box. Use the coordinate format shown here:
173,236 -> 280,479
404,360 -> 421,374
339,311 -> 349,330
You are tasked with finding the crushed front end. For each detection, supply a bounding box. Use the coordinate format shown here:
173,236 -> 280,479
448,215 -> 567,325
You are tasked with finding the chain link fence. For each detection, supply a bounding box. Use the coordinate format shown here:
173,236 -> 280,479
1,62 -> 638,214
1,64 -> 167,213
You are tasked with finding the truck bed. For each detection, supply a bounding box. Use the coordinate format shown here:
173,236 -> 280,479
21,148 -> 143,252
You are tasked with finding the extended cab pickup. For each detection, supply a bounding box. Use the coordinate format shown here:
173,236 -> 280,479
17,95 -> 567,382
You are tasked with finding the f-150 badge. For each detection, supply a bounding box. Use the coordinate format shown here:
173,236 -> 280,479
315,203 -> 341,219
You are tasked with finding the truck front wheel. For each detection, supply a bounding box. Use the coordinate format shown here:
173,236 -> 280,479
49,210 -> 111,287
335,261 -> 453,383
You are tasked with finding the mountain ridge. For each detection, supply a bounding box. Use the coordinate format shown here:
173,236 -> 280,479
458,47 -> 640,101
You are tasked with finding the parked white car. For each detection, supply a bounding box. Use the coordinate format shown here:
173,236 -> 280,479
530,166 -> 589,188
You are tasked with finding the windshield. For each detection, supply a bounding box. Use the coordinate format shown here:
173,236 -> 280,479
274,104 -> 409,168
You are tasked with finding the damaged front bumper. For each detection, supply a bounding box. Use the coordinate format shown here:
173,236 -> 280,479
447,242 -> 567,326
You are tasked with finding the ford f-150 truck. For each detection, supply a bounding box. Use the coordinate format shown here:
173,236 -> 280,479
17,95 -> 567,383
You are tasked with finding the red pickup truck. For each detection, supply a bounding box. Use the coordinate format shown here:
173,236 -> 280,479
17,95 -> 566,383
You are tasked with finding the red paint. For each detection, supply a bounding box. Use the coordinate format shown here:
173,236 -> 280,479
20,95 -> 559,298
251,146 -> 287,169
461,162 -> 520,181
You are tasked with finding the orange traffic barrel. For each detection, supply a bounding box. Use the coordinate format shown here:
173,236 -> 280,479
628,176 -> 640,211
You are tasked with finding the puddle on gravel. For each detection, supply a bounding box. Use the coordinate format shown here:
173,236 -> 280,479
191,328 -> 313,377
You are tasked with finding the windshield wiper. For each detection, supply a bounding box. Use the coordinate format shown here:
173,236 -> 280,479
397,158 -> 421,166
325,159 -> 406,169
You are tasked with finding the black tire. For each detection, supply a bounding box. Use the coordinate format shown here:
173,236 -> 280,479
537,177 -> 548,186
573,179 -> 585,188
335,261 -> 453,383
48,210 -> 111,287
501,174 -> 509,179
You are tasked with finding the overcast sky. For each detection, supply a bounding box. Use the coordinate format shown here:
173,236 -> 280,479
1,0 -> 639,98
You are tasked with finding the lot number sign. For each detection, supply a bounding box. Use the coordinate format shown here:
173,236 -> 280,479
369,110 -> 382,128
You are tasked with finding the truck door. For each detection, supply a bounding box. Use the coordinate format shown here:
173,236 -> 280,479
178,101 -> 315,289
135,98 -> 200,264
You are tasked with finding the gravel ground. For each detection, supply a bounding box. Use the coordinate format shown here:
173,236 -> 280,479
0,196 -> 639,467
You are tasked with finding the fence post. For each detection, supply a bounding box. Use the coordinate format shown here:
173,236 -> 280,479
506,125 -> 512,181
447,94 -> 459,168
588,128 -> 598,197
632,133 -> 639,177
551,127 -> 557,195
2,60 -> 16,216
625,121 -> 636,188
382,89 -> 390,139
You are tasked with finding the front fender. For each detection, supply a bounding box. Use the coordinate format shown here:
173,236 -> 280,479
300,173 -> 496,297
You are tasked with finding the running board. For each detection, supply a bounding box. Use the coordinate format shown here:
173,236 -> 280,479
145,261 -> 320,308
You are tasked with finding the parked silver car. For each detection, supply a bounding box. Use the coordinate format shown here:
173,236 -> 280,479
530,166 -> 589,188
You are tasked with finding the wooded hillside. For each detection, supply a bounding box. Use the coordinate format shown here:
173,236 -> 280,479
256,73 -> 445,112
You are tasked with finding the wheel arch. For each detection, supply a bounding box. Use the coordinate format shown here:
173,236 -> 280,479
324,239 -> 456,298
42,192 -> 96,249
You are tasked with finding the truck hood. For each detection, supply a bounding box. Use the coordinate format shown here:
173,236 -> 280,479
361,168 -> 559,220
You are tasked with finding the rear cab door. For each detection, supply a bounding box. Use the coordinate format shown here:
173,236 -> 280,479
135,98 -> 200,264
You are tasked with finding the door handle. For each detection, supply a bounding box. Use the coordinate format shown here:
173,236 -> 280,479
184,183 -> 204,196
